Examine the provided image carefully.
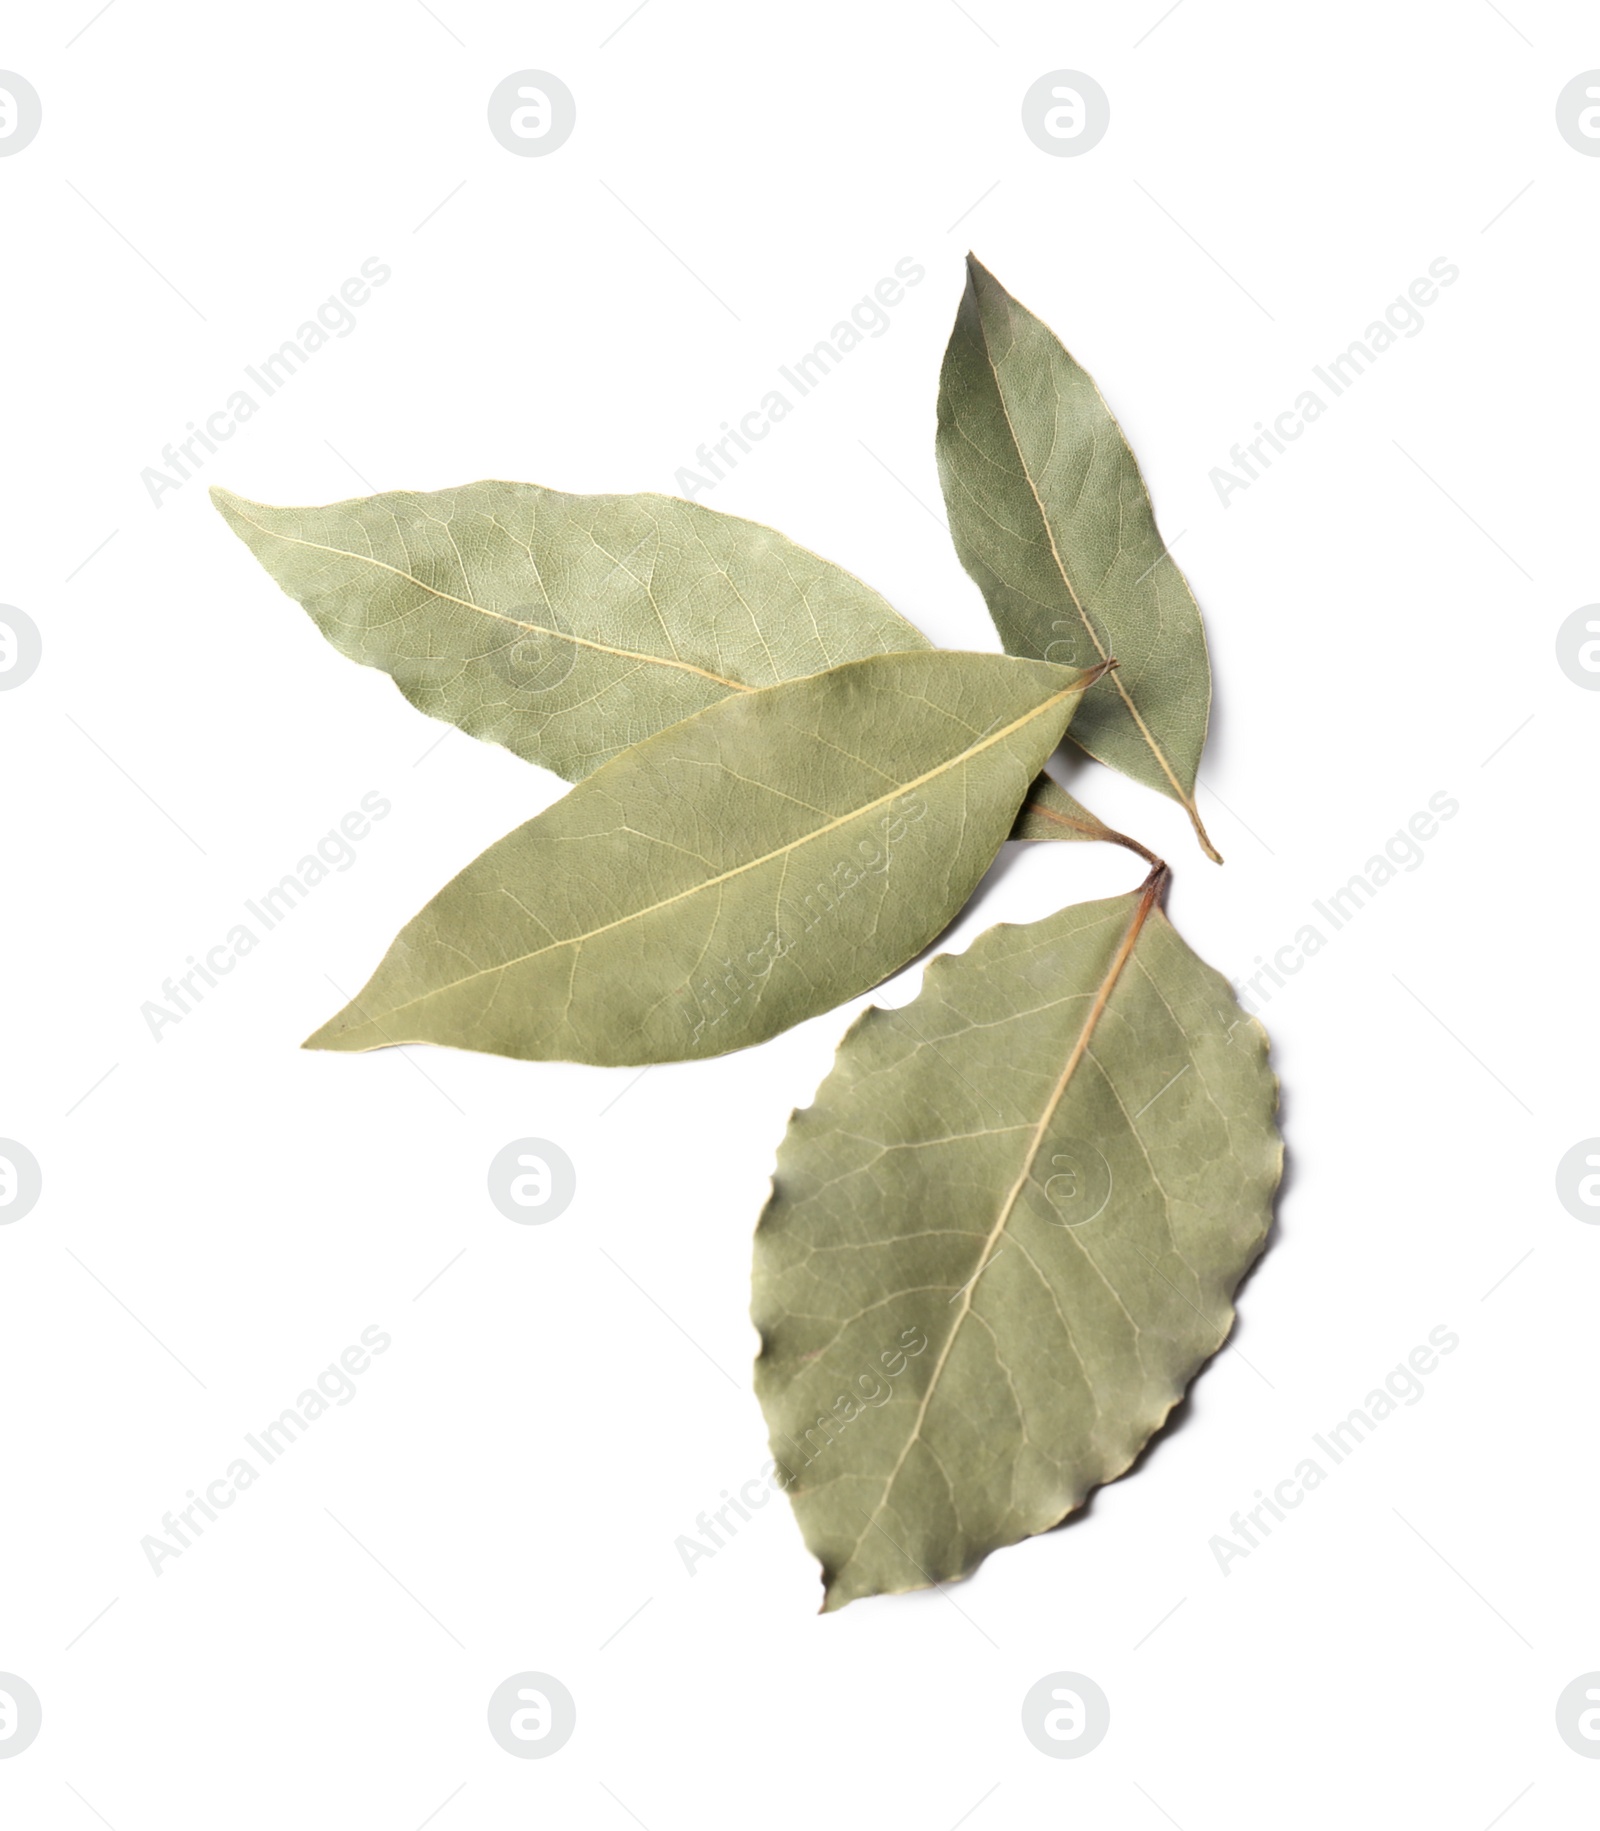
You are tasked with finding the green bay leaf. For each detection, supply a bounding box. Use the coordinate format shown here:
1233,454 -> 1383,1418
306,650 -> 1103,1066
212,480 -> 929,780
752,876 -> 1280,1609
214,478 -> 1118,849
936,256 -> 1219,860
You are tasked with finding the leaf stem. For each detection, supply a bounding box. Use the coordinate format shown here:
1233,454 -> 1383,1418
1017,788 -> 1167,872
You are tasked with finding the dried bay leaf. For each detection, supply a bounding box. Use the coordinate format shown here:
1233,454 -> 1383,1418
306,651 -> 1104,1066
214,479 -> 1118,850
752,875 -> 1280,1609
936,256 -> 1219,860
212,480 -> 930,779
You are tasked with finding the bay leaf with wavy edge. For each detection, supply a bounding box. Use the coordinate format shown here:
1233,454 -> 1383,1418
213,480 -> 1140,857
752,871 -> 1280,1610
936,255 -> 1220,861
306,650 -> 1105,1066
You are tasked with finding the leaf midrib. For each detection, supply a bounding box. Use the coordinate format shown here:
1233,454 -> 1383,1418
971,296 -> 1193,811
330,678 -> 1090,1035
227,506 -> 749,692
842,873 -> 1162,1577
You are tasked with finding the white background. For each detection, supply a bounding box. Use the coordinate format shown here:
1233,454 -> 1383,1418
2,1 -> 1596,1824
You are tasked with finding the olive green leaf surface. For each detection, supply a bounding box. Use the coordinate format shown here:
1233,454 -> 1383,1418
306,650 -> 1105,1066
936,256 -> 1219,861
752,876 -> 1280,1609
214,479 -> 1117,852
212,480 -> 932,780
